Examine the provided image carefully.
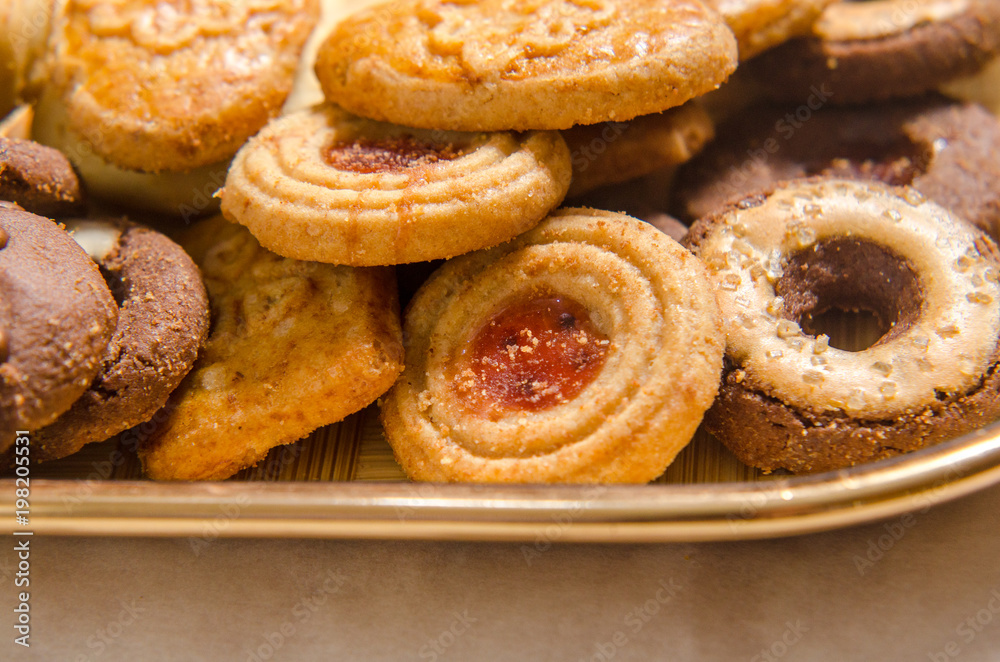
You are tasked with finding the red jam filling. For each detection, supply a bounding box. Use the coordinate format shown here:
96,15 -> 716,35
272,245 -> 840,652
454,297 -> 609,417
323,137 -> 463,174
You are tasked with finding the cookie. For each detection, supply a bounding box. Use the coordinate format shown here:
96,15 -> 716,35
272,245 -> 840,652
685,178 -> 1000,473
745,0 -> 1000,104
381,208 -> 724,484
0,136 -> 84,217
315,0 -> 738,131
674,97 -> 1000,239
943,55 -> 1000,118
37,0 -> 319,174
34,218 -> 209,462
220,104 -> 572,265
0,207 -> 117,451
138,215 -> 404,480
706,0 -> 836,60
563,101 -> 714,199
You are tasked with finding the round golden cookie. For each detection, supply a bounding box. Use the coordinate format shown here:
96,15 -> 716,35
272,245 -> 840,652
220,104 -> 572,266
706,0 -> 837,60
138,215 -> 404,481
315,0 -> 738,131
38,0 -> 318,174
563,101 -> 715,199
380,208 -> 725,484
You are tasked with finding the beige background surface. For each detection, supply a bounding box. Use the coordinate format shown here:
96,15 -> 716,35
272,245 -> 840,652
2,482 -> 1000,660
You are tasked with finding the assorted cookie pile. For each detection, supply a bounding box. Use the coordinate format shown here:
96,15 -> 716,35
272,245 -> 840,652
3,0 -> 1000,483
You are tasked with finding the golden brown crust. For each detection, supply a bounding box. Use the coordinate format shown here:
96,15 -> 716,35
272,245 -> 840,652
381,208 -> 725,484
315,0 -> 737,131
706,0 -> 836,60
43,0 -> 319,173
220,104 -> 572,266
563,101 -> 715,198
138,215 -> 404,481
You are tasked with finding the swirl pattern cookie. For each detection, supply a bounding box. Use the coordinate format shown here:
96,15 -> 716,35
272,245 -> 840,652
674,97 -> 1000,239
685,178 -> 1000,473
40,0 -> 319,173
0,207 -> 117,451
315,0 -> 737,131
381,208 -> 725,484
746,0 -> 1000,104
221,104 -> 572,265
138,215 -> 404,481
34,219 -> 209,462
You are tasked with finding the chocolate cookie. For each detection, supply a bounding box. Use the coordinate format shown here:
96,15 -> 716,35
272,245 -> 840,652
674,97 -> 1000,238
34,219 -> 210,462
0,208 -> 117,451
685,179 -> 1000,473
744,0 -> 1000,104
0,136 -> 84,218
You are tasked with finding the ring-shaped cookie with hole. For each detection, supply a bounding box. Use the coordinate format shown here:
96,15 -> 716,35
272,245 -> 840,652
685,178 -> 1000,473
746,0 -> 1000,104
315,0 -> 737,131
381,208 -> 725,484
220,104 -> 572,266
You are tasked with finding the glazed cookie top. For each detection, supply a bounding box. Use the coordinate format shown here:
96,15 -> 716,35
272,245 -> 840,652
816,0 -> 970,41
689,179 -> 1000,419
44,0 -> 319,172
315,0 -> 738,131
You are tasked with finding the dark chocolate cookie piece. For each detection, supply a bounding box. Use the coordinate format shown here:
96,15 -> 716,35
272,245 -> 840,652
0,137 -> 84,218
34,219 -> 210,461
0,208 -> 117,451
674,97 -> 1000,237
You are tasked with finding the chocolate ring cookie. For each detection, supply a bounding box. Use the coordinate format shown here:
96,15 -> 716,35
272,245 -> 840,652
220,104 -> 572,265
745,0 -> 1000,104
705,0 -> 836,60
0,207 -> 117,451
315,0 -> 737,131
381,208 -> 725,484
0,136 -> 84,218
674,97 -> 1000,239
139,215 -> 404,481
34,218 -> 210,462
563,101 -> 715,199
685,178 -> 1000,473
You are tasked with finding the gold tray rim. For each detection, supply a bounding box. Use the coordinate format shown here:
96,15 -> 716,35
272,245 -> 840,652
6,419 -> 1000,542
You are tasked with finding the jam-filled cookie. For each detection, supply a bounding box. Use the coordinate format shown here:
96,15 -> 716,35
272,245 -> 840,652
315,0 -> 737,131
0,207 -> 117,451
563,101 -> 715,199
745,0 -> 1000,104
138,215 -> 404,481
674,97 -> 1000,239
34,218 -> 209,461
0,136 -> 84,218
685,178 -> 1000,473
381,208 -> 725,484
705,0 -> 836,60
220,104 -> 571,265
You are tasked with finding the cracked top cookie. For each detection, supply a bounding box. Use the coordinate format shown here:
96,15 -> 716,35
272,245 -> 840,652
315,0 -> 738,131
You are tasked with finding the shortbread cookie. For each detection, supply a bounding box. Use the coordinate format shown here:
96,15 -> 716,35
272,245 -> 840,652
35,219 -> 209,461
563,101 -> 714,198
685,179 -> 1000,473
746,0 -> 1000,104
39,0 -> 318,173
0,136 -> 83,217
706,0 -> 836,60
221,104 -> 572,265
674,97 -> 1000,238
0,207 -> 117,452
0,0 -> 54,115
139,215 -> 404,480
315,0 -> 738,131
381,208 -> 724,484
